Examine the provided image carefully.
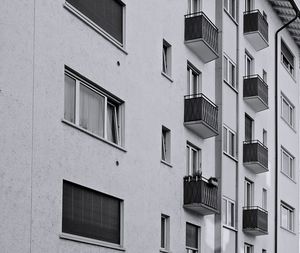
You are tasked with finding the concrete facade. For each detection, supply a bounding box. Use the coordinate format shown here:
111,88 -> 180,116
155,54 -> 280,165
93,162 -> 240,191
0,0 -> 299,253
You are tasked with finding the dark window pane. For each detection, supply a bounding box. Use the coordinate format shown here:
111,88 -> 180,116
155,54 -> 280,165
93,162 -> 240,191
67,0 -> 124,43
186,223 -> 198,249
281,40 -> 294,68
62,181 -> 121,244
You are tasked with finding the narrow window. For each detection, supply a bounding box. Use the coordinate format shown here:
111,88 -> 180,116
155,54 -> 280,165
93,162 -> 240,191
263,70 -> 267,83
224,0 -> 236,19
244,179 -> 254,207
187,63 -> 201,95
222,197 -> 235,228
186,143 -> 202,176
245,52 -> 253,77
245,114 -> 253,142
186,223 -> 200,253
162,40 -> 172,77
162,126 -> 171,163
223,125 -> 236,158
245,0 -> 253,12
281,202 -> 294,232
244,243 -> 253,253
281,94 -> 295,128
263,129 -> 267,146
62,180 -> 122,245
281,147 -> 294,180
281,40 -> 295,76
223,55 -> 236,88
262,188 -> 267,210
161,215 -> 170,251
187,0 -> 201,14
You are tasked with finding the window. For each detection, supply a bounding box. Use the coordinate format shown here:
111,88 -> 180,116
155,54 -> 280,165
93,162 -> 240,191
223,55 -> 236,88
161,215 -> 170,251
245,114 -> 253,141
223,125 -> 236,158
162,40 -> 172,77
222,197 -> 235,228
245,0 -> 253,12
224,0 -> 236,19
186,143 -> 202,176
62,180 -> 122,245
281,94 -> 295,128
262,188 -> 267,210
161,126 -> 171,163
244,243 -> 253,253
263,70 -> 267,83
281,202 -> 294,232
244,179 -> 254,207
186,223 -> 200,253
245,52 -> 253,77
262,250 -> 267,253
65,0 -> 125,45
263,11 -> 267,21
281,147 -> 294,179
187,63 -> 201,95
281,40 -> 295,76
187,0 -> 201,14
64,69 -> 124,146
263,129 -> 267,146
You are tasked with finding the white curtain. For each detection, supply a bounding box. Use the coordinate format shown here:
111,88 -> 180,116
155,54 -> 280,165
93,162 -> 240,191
64,75 -> 76,123
79,85 -> 105,137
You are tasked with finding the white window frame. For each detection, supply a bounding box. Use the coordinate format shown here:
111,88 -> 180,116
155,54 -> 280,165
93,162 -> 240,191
281,40 -> 295,77
186,143 -> 202,176
64,69 -> 123,147
223,54 -> 237,89
186,223 -> 200,253
244,179 -> 254,207
262,188 -> 267,210
245,52 -> 254,77
280,202 -> 294,232
222,197 -> 236,229
244,243 -> 254,253
161,126 -> 171,164
281,94 -> 295,129
187,63 -> 201,95
161,214 -> 170,251
281,147 -> 294,180
223,125 -> 236,158
224,0 -> 236,20
162,40 -> 172,78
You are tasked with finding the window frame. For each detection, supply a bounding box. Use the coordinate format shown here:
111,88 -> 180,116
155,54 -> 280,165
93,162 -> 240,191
187,0 -> 202,14
161,126 -> 171,164
262,188 -> 267,210
244,243 -> 254,253
222,197 -> 236,229
223,54 -> 237,89
186,222 -> 200,253
245,52 -> 254,77
280,201 -> 295,232
162,40 -> 172,78
244,178 -> 254,207
64,68 -> 124,148
281,39 -> 295,77
223,125 -> 237,158
187,62 -> 201,96
224,0 -> 236,20
186,142 -> 202,176
281,94 -> 295,129
161,214 -> 170,251
281,146 -> 295,180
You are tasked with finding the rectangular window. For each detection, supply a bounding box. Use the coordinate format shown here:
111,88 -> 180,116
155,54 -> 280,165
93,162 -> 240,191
262,188 -> 267,210
162,40 -> 172,77
245,0 -> 253,12
62,180 -> 122,245
65,0 -> 125,44
245,114 -> 253,141
263,70 -> 267,83
223,55 -> 236,88
223,125 -> 236,158
187,0 -> 201,14
281,40 -> 295,76
161,215 -> 170,251
187,63 -> 201,95
245,52 -> 253,77
222,197 -> 235,228
281,202 -> 294,232
186,223 -> 200,253
244,179 -> 254,207
186,143 -> 202,176
281,94 -> 295,128
162,126 -> 171,163
244,243 -> 253,253
263,129 -> 267,146
281,147 -> 294,180
224,0 -> 236,19
64,69 -> 123,146
262,250 -> 267,253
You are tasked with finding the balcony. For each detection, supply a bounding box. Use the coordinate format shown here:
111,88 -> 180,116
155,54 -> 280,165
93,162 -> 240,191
185,12 -> 218,63
244,10 -> 268,51
243,75 -> 268,112
184,93 -> 218,139
183,175 -> 218,215
243,206 -> 268,236
243,140 -> 268,174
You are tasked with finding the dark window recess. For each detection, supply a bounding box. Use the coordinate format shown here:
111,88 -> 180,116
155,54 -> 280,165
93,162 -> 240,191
66,0 -> 124,43
62,180 -> 121,245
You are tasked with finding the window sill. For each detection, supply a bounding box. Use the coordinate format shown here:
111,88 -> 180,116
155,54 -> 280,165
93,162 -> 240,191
161,72 -> 174,83
161,160 -> 173,168
60,233 -> 126,251
64,2 -> 128,55
224,9 -> 238,26
280,61 -> 296,83
223,152 -> 238,163
280,226 -> 296,235
281,116 -> 296,133
223,80 -> 238,94
62,119 -> 127,153
280,171 -> 297,184
222,224 -> 237,232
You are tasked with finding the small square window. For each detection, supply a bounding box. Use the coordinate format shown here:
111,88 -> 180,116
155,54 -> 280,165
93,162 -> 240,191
162,40 -> 172,77
161,126 -> 171,163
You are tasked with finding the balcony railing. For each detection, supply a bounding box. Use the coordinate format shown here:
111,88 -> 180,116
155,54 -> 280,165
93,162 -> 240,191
243,140 -> 268,174
244,10 -> 269,51
184,93 -> 218,138
243,206 -> 268,235
185,12 -> 218,62
183,175 -> 218,215
243,75 -> 268,112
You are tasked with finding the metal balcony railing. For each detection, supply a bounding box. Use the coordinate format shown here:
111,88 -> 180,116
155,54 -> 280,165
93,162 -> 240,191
184,93 -> 218,133
244,10 -> 268,43
183,175 -> 218,212
243,75 -> 268,107
243,206 -> 268,235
